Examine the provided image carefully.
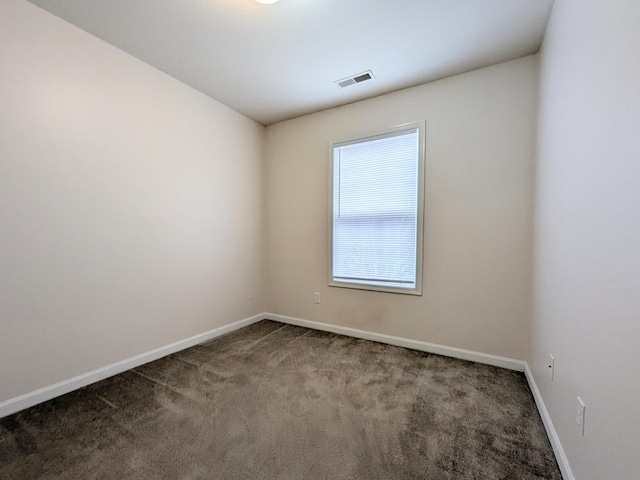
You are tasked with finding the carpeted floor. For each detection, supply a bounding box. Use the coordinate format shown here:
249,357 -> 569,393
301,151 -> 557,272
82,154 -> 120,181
0,320 -> 562,480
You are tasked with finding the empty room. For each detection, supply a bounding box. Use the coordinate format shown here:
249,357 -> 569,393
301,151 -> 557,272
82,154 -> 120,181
1,0 -> 638,479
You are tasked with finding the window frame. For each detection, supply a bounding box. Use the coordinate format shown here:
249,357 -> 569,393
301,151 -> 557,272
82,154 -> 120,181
328,121 -> 426,296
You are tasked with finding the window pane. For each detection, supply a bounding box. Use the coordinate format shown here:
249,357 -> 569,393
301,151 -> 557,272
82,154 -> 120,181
332,127 -> 420,289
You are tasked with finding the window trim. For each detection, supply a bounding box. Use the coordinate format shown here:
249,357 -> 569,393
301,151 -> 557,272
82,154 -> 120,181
328,121 -> 426,296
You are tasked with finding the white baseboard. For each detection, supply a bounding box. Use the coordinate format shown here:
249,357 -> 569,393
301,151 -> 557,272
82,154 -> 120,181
0,313 -> 265,419
266,313 -> 525,372
267,314 -> 574,477
524,364 -> 574,480
1,311 -> 570,480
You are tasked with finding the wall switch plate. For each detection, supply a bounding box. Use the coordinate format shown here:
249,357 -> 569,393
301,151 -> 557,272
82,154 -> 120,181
549,354 -> 555,381
576,396 -> 586,435
314,292 -> 320,304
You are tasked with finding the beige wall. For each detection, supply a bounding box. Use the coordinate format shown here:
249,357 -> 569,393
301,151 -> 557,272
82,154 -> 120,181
4,3 -> 638,476
530,0 -> 640,478
265,56 -> 539,360
0,0 -> 265,403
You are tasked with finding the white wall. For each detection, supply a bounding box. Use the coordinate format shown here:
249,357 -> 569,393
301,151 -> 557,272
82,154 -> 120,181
530,0 -> 640,479
265,56 -> 539,360
0,0 -> 265,403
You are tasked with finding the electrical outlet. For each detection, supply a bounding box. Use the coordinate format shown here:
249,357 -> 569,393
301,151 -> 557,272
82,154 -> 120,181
548,354 -> 555,381
576,396 -> 586,435
248,290 -> 255,301
314,292 -> 320,304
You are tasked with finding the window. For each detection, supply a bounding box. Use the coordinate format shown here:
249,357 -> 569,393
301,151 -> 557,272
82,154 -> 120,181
330,122 -> 425,295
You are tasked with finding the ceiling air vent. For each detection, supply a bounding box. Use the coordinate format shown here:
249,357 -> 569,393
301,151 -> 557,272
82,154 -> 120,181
336,70 -> 374,88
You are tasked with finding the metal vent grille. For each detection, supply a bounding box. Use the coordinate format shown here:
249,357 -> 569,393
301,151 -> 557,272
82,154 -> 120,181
335,70 -> 374,88
337,78 -> 356,88
353,72 -> 372,83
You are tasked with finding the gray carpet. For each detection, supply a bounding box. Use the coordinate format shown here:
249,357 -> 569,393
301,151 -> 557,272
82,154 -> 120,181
0,320 -> 561,479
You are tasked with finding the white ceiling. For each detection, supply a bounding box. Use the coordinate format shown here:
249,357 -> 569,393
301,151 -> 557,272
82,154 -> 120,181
27,0 -> 554,125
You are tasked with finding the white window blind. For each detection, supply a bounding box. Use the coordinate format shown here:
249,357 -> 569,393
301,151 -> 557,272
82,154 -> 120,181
331,125 -> 423,293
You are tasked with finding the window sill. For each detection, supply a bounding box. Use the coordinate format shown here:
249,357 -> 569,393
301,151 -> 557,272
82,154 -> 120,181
329,280 -> 422,296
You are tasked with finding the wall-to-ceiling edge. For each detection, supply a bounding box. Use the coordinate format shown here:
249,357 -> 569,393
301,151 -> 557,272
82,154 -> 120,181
265,55 -> 539,363
1,0 -> 266,407
529,0 -> 640,479
7,1 -> 626,477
